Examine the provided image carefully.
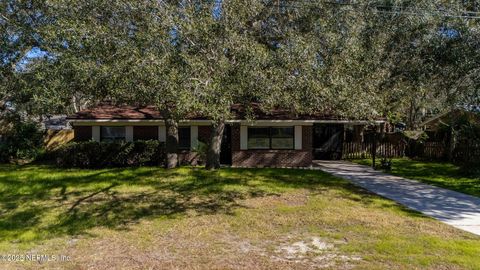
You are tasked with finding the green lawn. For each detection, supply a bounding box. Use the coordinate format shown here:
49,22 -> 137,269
0,165 -> 479,269
353,158 -> 480,197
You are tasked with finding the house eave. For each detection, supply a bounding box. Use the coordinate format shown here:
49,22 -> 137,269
228,119 -> 385,125
68,119 -> 385,126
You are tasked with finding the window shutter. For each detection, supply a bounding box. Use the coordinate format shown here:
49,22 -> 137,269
240,126 -> 248,150
92,126 -> 100,142
294,126 -> 302,150
158,126 -> 166,142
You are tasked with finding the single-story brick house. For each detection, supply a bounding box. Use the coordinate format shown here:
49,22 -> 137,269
67,104 -> 386,167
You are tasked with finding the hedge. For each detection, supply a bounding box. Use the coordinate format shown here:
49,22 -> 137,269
54,140 -> 165,168
0,120 -> 44,163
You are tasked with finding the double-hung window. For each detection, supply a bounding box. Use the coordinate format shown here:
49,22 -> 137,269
100,126 -> 126,142
247,127 -> 294,150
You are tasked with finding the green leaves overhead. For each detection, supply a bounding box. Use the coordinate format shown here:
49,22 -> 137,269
2,0 -> 479,125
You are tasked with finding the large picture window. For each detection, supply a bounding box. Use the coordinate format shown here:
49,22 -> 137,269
271,127 -> 295,149
247,127 -> 270,149
178,127 -> 191,149
101,126 -> 126,142
248,127 -> 294,150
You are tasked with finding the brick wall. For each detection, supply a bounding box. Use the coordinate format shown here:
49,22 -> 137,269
72,124 -> 314,167
133,126 -> 158,140
198,126 -> 212,144
179,125 -> 211,166
231,124 -> 313,167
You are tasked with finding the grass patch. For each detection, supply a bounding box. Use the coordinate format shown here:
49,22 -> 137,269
353,158 -> 480,197
0,165 -> 479,269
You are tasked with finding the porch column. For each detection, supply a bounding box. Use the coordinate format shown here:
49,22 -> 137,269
158,126 -> 166,142
240,125 -> 248,150
294,126 -> 302,150
190,126 -> 198,150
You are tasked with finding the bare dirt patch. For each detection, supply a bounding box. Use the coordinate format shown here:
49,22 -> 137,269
270,236 -> 361,269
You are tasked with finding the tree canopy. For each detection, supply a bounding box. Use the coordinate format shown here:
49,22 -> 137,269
1,0 -> 479,167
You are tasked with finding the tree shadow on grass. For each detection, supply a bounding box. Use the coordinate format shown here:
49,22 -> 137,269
0,165 -> 426,244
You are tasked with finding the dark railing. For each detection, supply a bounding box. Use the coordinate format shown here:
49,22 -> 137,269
342,139 -> 480,163
342,141 -> 406,159
422,142 -> 445,159
453,142 -> 480,162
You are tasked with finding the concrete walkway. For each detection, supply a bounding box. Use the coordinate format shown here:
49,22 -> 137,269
313,160 -> 480,236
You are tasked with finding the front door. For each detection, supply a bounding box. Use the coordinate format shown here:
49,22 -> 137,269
220,124 -> 232,165
313,124 -> 344,160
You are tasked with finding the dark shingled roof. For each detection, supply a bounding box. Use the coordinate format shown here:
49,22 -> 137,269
229,103 -> 343,120
68,103 -> 380,121
68,105 -> 164,120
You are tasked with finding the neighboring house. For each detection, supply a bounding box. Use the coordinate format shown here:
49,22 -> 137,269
415,108 -> 480,161
42,115 -> 70,130
420,108 -> 480,142
41,115 -> 74,150
67,104 -> 386,167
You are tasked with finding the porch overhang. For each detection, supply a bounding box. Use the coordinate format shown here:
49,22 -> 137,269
69,119 -> 386,126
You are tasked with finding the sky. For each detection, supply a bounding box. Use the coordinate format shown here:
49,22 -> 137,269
16,47 -> 49,71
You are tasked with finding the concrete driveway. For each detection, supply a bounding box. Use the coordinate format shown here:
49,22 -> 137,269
313,160 -> 480,236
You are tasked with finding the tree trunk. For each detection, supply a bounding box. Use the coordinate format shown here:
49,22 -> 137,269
205,120 -> 225,170
165,118 -> 179,168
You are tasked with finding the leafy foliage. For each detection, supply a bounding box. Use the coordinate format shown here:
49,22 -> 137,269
454,112 -> 480,143
3,1 -> 480,120
54,140 -> 165,168
0,118 -> 43,163
191,140 -> 208,164
2,0 -> 480,169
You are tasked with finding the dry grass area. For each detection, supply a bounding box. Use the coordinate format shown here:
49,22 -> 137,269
0,165 -> 479,269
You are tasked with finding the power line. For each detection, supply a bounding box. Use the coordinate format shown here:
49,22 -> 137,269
282,0 -> 480,19
288,0 -> 480,14
273,5 -> 480,20
267,1 -> 480,20
286,0 -> 480,15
